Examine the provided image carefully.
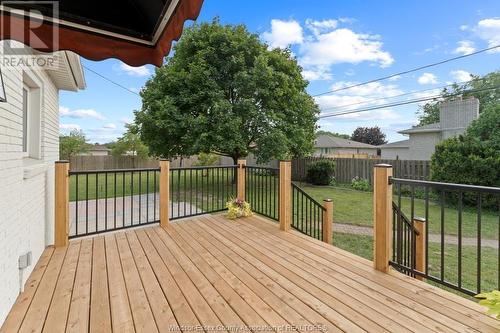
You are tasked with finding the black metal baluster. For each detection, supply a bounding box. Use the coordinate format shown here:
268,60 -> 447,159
105,172 -> 108,231
154,170 -> 157,221
95,173 -> 98,232
131,171 -> 134,225
139,171 -> 142,225
122,171 -> 125,227
189,168 -> 193,216
458,191 -> 463,289
114,172 -> 117,229
146,171 -> 149,222
75,174 -> 79,236
86,173 -> 89,234
424,186 -> 429,276
411,185 -> 415,273
440,190 -> 445,281
477,193 -> 482,293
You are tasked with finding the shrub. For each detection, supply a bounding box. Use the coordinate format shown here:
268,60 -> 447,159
306,160 -> 335,185
226,198 -> 252,219
351,176 -> 371,191
475,290 -> 500,319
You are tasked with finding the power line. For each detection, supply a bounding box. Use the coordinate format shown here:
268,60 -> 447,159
312,44 -> 500,97
318,77 -> 486,113
82,65 -> 141,96
318,84 -> 500,119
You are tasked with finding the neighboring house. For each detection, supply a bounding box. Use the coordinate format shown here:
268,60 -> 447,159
0,43 -> 85,322
380,97 -> 479,160
313,134 -> 379,157
82,143 -> 110,156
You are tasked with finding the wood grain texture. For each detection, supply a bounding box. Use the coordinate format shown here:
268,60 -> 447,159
279,161 -> 291,232
237,159 -> 246,201
322,199 -> 333,244
373,164 -> 393,272
160,160 -> 170,227
55,162 -> 69,247
3,214 -> 498,333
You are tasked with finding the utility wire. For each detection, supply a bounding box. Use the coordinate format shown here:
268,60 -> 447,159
318,84 -> 500,119
319,77 -> 486,113
312,44 -> 500,97
82,65 -> 141,96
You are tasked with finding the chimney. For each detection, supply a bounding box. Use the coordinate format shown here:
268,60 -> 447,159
439,97 -> 479,139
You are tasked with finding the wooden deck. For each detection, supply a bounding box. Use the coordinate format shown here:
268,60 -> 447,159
1,214 -> 499,333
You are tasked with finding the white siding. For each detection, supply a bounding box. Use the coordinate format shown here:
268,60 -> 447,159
380,147 -> 410,160
0,42 -> 60,324
408,132 -> 442,160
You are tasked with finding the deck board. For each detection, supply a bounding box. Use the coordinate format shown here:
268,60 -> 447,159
1,214 -> 499,333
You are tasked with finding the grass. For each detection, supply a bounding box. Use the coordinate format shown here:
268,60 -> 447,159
332,233 -> 499,298
297,183 -> 499,240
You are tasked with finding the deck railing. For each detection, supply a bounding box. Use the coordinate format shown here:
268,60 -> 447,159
55,159 -> 334,246
291,183 -> 327,241
389,177 -> 500,296
245,166 -> 279,221
373,163 -> 500,296
68,167 -> 161,238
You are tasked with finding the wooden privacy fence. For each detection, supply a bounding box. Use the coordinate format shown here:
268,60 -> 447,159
292,157 -> 430,184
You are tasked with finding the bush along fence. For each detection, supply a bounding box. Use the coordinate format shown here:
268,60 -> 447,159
373,164 -> 500,297
292,157 -> 430,184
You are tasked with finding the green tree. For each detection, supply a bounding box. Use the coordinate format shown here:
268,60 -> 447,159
135,19 -> 319,165
417,70 -> 500,125
59,129 -> 89,160
431,104 -> 500,193
350,126 -> 387,145
111,124 -> 149,158
316,130 -> 350,139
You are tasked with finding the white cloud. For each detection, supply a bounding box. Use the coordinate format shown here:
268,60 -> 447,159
450,70 -> 472,83
453,40 -> 476,55
59,123 -> 81,131
103,123 -> 117,129
262,19 -> 304,48
300,28 -> 394,69
417,73 -> 438,85
459,25 -> 469,31
262,18 -> 393,81
305,19 -> 338,36
315,81 -> 403,122
116,63 -> 152,77
302,68 -> 332,81
388,75 -> 401,81
476,18 -> 500,52
59,106 -> 105,121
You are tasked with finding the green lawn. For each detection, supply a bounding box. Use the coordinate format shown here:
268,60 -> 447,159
297,183 -> 499,240
332,233 -> 499,298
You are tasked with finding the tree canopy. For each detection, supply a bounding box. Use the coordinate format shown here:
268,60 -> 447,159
350,126 -> 387,145
110,124 -> 149,158
59,129 -> 89,160
417,70 -> 500,126
135,19 -> 319,164
316,130 -> 350,140
431,104 -> 500,190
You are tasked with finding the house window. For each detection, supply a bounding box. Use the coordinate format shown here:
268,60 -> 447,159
22,72 -> 41,159
22,86 -> 28,153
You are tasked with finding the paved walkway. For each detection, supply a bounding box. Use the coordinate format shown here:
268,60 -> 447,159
334,223 -> 499,249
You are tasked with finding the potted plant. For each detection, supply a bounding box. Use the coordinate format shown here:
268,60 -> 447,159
226,198 -> 252,219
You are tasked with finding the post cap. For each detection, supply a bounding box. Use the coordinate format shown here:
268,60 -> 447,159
374,163 -> 392,168
323,199 -> 333,202
55,160 -> 69,164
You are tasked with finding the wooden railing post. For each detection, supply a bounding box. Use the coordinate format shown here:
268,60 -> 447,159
322,199 -> 333,244
373,164 -> 393,272
414,217 -> 426,280
237,159 -> 246,201
55,161 -> 69,247
279,160 -> 291,232
160,159 -> 170,227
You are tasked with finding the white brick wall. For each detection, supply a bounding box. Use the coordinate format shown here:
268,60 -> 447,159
0,42 -> 60,324
408,132 -> 442,160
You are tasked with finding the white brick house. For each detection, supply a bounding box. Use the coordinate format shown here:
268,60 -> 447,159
0,42 -> 85,323
380,98 -> 480,160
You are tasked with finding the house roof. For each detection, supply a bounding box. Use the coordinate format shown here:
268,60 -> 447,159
315,134 -> 378,149
89,144 -> 110,151
398,122 -> 441,134
379,139 -> 410,148
46,51 -> 86,91
0,0 -> 205,66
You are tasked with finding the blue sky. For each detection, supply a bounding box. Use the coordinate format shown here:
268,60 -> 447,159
60,0 -> 500,143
